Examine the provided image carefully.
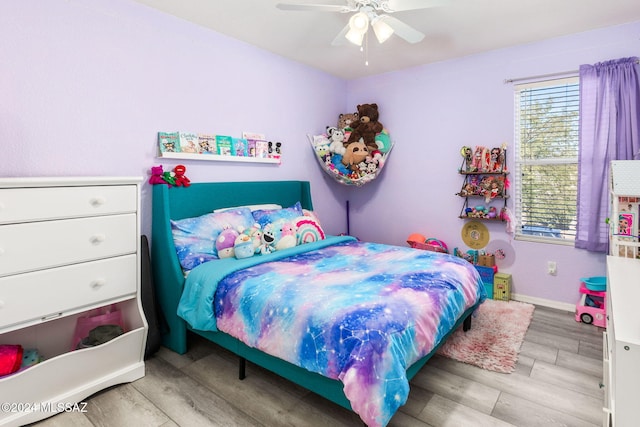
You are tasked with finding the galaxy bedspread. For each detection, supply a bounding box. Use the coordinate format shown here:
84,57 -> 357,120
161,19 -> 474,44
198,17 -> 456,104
178,238 -> 485,427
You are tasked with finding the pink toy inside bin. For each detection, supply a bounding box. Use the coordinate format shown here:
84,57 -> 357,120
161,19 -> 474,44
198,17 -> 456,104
408,239 -> 449,254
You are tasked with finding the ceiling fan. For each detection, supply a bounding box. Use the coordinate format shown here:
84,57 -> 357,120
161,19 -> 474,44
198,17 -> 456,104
276,0 -> 443,46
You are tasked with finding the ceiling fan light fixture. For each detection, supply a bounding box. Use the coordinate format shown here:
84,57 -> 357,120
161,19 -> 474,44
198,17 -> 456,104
348,11 -> 369,33
372,16 -> 394,43
345,11 -> 369,45
345,27 -> 366,45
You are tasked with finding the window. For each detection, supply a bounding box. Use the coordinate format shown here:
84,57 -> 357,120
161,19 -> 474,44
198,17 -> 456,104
513,77 -> 579,243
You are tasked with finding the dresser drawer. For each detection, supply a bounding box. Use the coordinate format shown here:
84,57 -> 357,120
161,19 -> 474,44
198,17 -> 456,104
0,214 -> 136,277
0,255 -> 137,331
0,185 -> 136,225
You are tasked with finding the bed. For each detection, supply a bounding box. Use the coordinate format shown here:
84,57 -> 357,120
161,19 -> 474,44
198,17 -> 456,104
151,180 -> 486,427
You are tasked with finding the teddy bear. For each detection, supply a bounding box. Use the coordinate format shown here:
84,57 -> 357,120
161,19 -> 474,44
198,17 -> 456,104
347,103 -> 384,152
172,164 -> 191,187
338,112 -> 359,131
149,165 -> 168,185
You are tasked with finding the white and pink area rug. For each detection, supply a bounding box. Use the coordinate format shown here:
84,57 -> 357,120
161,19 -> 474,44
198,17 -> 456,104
437,299 -> 535,373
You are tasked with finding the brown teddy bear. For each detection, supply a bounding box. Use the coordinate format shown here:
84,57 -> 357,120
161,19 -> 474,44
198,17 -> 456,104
346,103 -> 383,151
338,112 -> 359,130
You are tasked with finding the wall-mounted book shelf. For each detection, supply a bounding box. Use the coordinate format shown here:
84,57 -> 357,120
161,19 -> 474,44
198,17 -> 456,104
159,152 -> 281,165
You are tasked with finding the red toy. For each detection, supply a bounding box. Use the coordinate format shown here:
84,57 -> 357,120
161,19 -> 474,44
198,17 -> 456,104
173,164 -> 191,187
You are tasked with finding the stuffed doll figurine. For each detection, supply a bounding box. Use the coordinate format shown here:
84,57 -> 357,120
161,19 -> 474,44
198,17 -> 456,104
162,170 -> 176,186
173,164 -> 191,187
149,165 -> 168,185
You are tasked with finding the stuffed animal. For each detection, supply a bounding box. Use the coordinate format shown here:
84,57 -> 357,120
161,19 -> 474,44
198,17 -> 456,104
342,141 -> 369,171
275,221 -> 297,251
247,223 -> 263,254
258,223 -> 276,255
326,126 -> 346,155
234,229 -> 255,259
216,227 -> 239,259
172,164 -> 191,187
338,112 -> 359,131
149,165 -> 167,185
347,103 -> 384,151
374,129 -> 392,153
162,170 -> 176,186
312,134 -> 330,158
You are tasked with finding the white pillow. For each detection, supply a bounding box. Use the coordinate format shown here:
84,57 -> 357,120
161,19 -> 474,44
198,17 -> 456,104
213,203 -> 282,213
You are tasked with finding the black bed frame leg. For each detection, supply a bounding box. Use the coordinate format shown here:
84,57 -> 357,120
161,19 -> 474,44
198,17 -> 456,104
239,357 -> 246,380
463,313 -> 472,332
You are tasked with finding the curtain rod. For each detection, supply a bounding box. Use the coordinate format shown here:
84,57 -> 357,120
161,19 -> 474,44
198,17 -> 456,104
504,59 -> 640,84
504,70 -> 577,84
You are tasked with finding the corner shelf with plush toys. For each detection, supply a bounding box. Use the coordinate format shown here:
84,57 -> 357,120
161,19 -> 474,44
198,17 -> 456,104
309,104 -> 393,187
457,144 -> 509,221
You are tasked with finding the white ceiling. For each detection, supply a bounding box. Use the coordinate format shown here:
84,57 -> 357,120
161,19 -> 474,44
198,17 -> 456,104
132,0 -> 640,80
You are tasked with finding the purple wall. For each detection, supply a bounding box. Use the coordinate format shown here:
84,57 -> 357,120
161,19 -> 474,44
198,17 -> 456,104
0,0 -> 349,240
1,0 -> 637,306
346,22 -> 640,307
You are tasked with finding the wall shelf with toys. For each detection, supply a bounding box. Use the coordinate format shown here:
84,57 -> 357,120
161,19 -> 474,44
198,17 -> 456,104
158,152 -> 281,165
457,144 -> 509,221
157,131 -> 282,165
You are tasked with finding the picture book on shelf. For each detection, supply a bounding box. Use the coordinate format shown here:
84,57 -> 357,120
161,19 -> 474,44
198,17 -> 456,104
198,133 -> 217,154
216,135 -> 233,156
242,131 -> 266,141
179,132 -> 199,154
233,138 -> 248,157
247,139 -> 257,157
158,132 -> 180,153
255,140 -> 269,158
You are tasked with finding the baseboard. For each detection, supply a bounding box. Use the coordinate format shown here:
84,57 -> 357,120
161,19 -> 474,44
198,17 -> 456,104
510,293 -> 575,312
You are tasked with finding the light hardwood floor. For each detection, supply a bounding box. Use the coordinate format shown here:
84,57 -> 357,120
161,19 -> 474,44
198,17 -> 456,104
32,305 -> 604,427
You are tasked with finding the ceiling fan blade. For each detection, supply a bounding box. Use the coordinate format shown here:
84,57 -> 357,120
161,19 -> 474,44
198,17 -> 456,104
385,0 -> 446,12
331,23 -> 351,46
276,3 -> 353,12
381,15 -> 425,43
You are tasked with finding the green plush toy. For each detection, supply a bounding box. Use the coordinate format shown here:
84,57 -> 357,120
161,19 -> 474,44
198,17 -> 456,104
374,129 -> 392,153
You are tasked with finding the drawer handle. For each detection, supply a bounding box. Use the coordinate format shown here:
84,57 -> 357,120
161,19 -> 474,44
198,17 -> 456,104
0,247 -> 4,256
90,197 -> 106,207
0,300 -> 4,308
90,279 -> 106,290
90,234 -> 106,244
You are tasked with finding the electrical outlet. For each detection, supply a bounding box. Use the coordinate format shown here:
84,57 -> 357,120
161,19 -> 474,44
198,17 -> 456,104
548,261 -> 557,275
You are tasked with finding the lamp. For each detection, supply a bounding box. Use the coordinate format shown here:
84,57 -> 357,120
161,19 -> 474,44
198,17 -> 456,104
345,11 -> 369,45
372,15 -> 394,43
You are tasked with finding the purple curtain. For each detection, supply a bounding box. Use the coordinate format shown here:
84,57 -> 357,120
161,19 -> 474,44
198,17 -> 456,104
576,57 -> 640,252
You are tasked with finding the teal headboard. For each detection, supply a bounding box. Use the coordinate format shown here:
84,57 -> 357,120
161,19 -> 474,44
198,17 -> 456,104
151,180 -> 313,353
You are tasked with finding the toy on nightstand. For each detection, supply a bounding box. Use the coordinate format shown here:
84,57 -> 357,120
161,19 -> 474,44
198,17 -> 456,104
575,276 -> 607,328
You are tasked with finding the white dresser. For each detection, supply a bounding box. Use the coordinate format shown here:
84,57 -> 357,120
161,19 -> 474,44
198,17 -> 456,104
0,177 -> 147,426
603,255 -> 640,427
